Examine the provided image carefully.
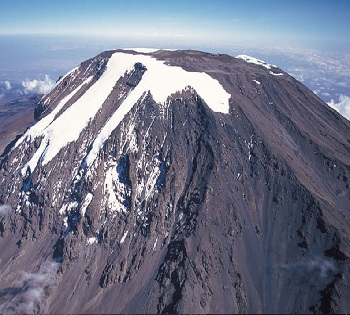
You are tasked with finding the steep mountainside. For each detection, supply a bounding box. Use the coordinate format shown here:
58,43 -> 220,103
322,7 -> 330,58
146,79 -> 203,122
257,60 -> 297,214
0,49 -> 350,314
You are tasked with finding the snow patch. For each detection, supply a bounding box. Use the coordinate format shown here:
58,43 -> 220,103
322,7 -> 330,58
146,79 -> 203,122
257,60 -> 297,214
120,230 -> 128,244
80,193 -> 93,216
236,55 -> 276,69
63,217 -> 68,228
87,237 -> 97,244
153,237 -> 158,251
269,71 -> 283,76
103,158 -> 131,215
252,79 -> 261,85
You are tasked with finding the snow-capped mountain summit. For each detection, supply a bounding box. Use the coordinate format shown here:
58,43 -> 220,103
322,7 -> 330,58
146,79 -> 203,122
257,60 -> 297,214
1,49 -> 350,314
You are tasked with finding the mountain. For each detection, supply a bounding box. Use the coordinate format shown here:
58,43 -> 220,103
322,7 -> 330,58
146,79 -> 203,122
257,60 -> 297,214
0,49 -> 350,314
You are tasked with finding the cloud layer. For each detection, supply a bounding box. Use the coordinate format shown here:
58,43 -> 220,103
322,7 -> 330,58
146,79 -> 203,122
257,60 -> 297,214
328,94 -> 350,121
22,75 -> 55,94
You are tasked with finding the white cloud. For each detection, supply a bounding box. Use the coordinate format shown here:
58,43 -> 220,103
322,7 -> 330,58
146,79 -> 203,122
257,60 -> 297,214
4,80 -> 11,90
282,256 -> 337,287
0,204 -> 11,216
0,261 -> 60,314
22,75 -> 55,94
328,94 -> 350,121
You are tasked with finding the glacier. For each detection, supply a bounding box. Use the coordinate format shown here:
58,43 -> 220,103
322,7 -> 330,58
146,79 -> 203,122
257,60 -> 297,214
17,51 -> 231,174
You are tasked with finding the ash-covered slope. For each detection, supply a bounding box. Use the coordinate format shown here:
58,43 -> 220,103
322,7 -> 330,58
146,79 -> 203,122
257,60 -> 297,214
0,49 -> 350,314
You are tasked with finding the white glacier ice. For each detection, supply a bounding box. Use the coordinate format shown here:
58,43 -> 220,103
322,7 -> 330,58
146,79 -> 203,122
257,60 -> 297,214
17,51 -> 231,174
84,52 -> 231,167
16,76 -> 93,151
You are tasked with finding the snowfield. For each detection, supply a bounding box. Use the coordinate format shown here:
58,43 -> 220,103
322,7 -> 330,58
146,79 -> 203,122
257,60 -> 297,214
18,51 -> 232,173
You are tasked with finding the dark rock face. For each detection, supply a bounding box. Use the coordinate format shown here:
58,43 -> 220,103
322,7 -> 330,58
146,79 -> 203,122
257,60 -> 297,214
0,49 -> 350,314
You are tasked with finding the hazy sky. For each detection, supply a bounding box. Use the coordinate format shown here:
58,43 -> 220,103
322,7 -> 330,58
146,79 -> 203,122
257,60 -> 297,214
1,0 -> 349,114
1,0 -> 349,50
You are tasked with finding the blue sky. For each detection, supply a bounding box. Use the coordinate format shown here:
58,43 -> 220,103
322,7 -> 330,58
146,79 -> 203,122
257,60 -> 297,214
1,0 -> 349,50
0,0 -> 349,118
